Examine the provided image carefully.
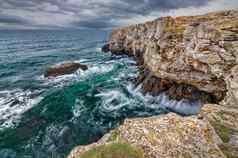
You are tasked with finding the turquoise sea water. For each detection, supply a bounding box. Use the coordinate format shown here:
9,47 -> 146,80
0,30 -> 168,158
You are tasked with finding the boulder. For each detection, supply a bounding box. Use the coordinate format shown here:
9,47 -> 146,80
44,62 -> 88,77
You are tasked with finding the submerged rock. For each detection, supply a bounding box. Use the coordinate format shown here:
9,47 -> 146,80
44,62 -> 88,77
103,10 -> 238,104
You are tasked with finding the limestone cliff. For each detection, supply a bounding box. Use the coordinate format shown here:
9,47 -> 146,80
103,10 -> 238,104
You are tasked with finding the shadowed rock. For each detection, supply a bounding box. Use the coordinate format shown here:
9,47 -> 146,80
101,43 -> 110,53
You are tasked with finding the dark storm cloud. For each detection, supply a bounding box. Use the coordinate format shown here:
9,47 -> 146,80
2,0 -> 36,8
68,0 -> 209,28
0,14 -> 29,24
0,0 -> 237,29
72,17 -> 118,29
107,0 -> 208,14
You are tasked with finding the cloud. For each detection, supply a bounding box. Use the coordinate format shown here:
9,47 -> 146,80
0,14 -> 29,24
73,20 -> 113,29
0,0 -> 237,29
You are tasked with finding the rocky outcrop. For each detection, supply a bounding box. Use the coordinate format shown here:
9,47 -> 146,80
201,104 -> 238,158
44,62 -> 88,77
103,10 -> 238,104
68,111 -> 225,158
221,65 -> 238,108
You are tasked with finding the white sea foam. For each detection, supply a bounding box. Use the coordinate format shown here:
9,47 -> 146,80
126,83 -> 202,115
52,60 -> 88,67
153,93 -> 202,115
96,47 -> 102,52
39,63 -> 115,88
73,99 -> 87,117
78,64 -> 114,78
0,89 -> 43,129
96,90 -> 129,112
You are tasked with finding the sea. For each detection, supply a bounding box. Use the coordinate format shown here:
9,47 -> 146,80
0,29 -> 201,158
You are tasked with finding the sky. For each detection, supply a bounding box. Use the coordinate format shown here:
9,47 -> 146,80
0,0 -> 237,30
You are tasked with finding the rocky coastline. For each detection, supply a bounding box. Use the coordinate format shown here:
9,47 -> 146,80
103,10 -> 238,104
68,10 -> 238,158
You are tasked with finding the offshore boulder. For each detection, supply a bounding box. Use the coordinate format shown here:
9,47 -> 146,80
44,62 -> 88,77
103,10 -> 238,104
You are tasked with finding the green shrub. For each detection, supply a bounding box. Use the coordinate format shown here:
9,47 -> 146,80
79,142 -> 144,158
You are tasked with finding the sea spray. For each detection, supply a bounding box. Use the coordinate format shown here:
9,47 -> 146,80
126,83 -> 203,115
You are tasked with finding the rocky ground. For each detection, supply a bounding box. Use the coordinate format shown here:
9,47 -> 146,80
68,10 -> 238,158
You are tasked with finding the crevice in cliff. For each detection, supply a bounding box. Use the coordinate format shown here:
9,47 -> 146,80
105,43 -> 227,103
102,44 -> 228,115
135,66 -> 226,104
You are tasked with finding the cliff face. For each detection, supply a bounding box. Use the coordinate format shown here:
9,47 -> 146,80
104,10 -> 238,104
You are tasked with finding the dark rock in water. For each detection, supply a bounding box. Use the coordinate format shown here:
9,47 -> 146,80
101,43 -> 110,52
44,62 -> 88,77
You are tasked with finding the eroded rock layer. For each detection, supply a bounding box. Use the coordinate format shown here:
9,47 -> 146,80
103,10 -> 238,103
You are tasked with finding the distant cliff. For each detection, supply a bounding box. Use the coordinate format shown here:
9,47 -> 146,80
103,10 -> 238,105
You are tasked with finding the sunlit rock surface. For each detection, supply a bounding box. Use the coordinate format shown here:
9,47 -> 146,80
104,10 -> 238,104
201,104 -> 238,158
68,112 -> 226,158
221,65 -> 238,109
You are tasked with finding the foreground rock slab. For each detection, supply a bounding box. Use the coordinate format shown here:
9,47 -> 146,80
68,112 -> 226,158
44,62 -> 88,77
